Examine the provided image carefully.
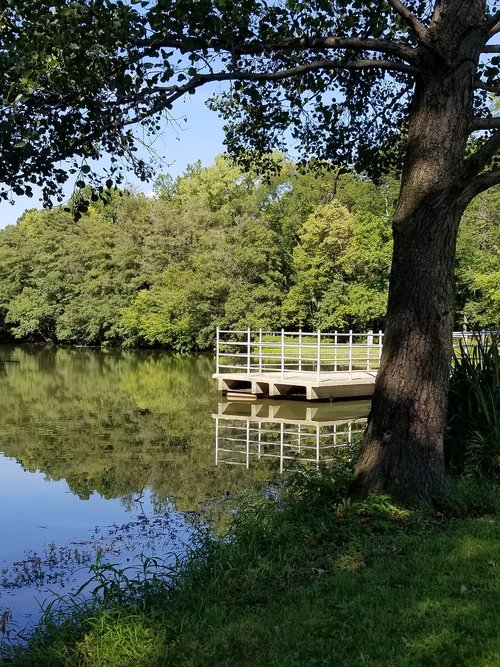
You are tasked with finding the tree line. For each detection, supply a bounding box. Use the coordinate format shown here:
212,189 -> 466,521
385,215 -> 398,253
0,156 -> 498,351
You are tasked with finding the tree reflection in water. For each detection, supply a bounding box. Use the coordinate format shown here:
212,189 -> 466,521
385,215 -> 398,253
0,345 -> 368,638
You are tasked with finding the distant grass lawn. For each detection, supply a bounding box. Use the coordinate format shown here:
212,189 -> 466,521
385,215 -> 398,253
2,471 -> 499,667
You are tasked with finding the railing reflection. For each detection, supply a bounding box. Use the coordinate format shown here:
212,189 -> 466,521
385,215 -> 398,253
213,399 -> 369,472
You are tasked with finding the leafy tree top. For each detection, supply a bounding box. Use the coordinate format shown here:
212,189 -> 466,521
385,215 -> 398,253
1,0 -> 499,206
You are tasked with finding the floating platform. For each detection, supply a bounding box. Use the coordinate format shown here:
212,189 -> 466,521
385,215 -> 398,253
213,370 -> 377,401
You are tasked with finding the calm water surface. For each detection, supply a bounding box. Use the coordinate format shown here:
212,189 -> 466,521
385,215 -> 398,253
0,345 -> 368,641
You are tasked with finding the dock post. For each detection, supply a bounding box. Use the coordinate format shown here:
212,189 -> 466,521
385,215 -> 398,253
216,327 -> 220,374
258,328 -> 263,373
299,328 -> 302,372
367,329 -> 373,370
334,330 -> 338,372
247,327 -> 251,375
378,329 -> 383,366
281,328 -> 285,378
317,330 -> 321,383
349,330 -> 353,380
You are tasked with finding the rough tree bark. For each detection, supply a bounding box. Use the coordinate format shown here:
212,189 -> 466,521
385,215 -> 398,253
351,0 -> 488,500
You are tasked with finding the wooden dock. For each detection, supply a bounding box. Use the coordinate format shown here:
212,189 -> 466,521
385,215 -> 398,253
213,370 -> 377,400
214,328 -> 476,401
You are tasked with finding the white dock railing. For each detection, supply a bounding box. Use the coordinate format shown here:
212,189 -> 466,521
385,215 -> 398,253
216,328 -> 487,381
216,328 -> 384,381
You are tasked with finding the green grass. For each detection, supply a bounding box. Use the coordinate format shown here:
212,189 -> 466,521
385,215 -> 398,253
2,463 -> 499,667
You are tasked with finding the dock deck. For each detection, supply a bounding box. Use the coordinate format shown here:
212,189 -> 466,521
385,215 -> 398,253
214,328 -> 481,401
213,370 -> 377,400
214,329 -> 382,400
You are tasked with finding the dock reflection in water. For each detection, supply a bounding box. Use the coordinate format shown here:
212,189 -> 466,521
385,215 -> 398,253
214,399 -> 370,472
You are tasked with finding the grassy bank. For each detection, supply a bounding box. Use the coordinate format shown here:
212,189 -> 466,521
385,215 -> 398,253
2,463 -> 499,667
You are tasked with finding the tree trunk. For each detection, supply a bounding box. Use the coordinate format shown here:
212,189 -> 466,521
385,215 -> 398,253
351,197 -> 461,501
351,10 -> 485,500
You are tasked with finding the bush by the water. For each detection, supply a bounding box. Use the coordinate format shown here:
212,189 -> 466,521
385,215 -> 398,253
446,335 -> 500,480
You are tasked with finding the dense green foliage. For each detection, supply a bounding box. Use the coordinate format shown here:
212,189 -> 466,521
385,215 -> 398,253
2,463 -> 499,666
0,159 -> 497,350
446,336 -> 500,481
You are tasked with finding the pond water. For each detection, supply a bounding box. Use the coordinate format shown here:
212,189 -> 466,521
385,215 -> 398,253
0,345 -> 368,643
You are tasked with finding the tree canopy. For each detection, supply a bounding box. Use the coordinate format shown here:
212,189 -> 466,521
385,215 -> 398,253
0,159 -> 400,346
1,1 -> 498,204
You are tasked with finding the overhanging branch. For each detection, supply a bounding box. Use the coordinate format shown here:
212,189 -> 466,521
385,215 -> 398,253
133,58 -> 416,121
475,81 -> 500,95
386,0 -> 429,43
138,35 -> 418,65
471,117 -> 500,131
481,44 -> 500,53
490,21 -> 500,37
459,168 -> 500,207
484,10 -> 500,38
463,131 -> 500,181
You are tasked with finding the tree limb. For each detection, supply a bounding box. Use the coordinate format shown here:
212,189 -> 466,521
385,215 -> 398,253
489,21 -> 500,37
481,44 -> 500,53
386,0 -> 429,43
475,81 -> 500,95
471,117 -> 500,131
459,169 -> 500,207
463,131 -> 500,181
126,58 -> 415,125
138,35 -> 418,64
143,58 -> 416,107
484,10 -> 500,38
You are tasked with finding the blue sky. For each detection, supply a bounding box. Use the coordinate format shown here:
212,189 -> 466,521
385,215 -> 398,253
0,89 -> 227,229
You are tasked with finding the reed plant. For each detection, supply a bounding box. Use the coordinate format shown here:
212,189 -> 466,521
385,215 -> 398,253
446,334 -> 500,480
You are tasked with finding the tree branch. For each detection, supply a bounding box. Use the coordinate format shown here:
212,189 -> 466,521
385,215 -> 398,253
463,131 -> 500,181
484,10 -> 500,39
471,117 -> 500,132
459,169 -> 500,207
481,44 -> 500,53
386,0 -> 429,43
138,35 -> 418,65
154,58 -> 414,96
475,81 -> 500,95
128,57 -> 416,124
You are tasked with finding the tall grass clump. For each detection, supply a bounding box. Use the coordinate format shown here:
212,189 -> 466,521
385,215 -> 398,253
446,334 -> 500,479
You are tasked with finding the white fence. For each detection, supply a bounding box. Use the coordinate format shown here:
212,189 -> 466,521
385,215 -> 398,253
215,328 -> 489,380
216,329 -> 384,380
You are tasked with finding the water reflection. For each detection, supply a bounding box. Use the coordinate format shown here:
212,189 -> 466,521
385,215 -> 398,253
0,345 -> 370,641
0,345 -> 269,513
0,345 -> 269,639
214,399 -> 369,471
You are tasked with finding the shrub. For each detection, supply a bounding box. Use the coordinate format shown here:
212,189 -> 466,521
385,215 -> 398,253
446,334 -> 500,479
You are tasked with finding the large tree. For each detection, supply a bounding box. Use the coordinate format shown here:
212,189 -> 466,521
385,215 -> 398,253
1,0 -> 499,500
